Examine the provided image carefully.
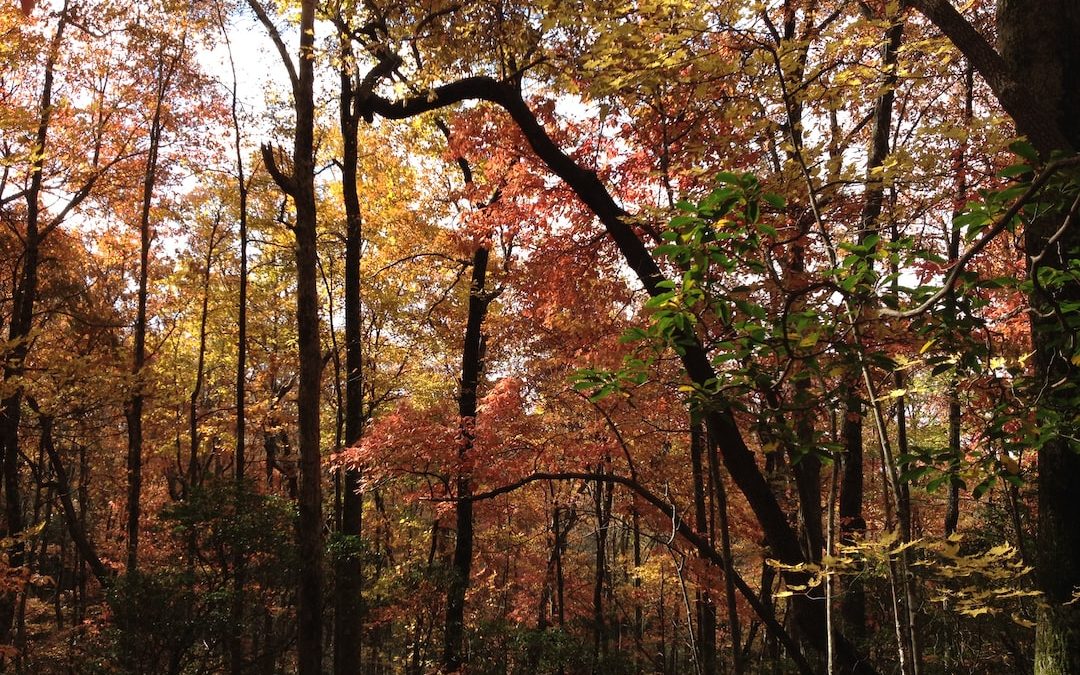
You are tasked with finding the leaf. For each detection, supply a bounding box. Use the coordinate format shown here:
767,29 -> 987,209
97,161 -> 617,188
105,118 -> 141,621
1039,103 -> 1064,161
762,192 -> 786,209
959,606 -> 995,618
1009,140 -> 1039,162
998,163 -> 1032,179
1011,616 -> 1036,629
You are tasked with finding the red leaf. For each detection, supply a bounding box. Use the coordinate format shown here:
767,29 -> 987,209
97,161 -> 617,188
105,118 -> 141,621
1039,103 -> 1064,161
20,0 -> 36,16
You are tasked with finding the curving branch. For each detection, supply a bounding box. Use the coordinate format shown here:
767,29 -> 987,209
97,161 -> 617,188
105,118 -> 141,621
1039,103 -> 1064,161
361,71 -> 880,675
454,470 -> 815,675
882,155 -> 1080,318
260,143 -> 297,197
244,0 -> 300,98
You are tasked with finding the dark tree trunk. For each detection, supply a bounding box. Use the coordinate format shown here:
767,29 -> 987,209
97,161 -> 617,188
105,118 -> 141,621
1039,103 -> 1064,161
220,12 -> 251,671
34,409 -> 111,585
944,66 -> 971,538
0,10 -> 67,645
189,217 -> 220,495
247,1 -> 324,672
444,246 -> 492,672
689,415 -> 717,675
996,4 -> 1080,673
334,31 -> 366,675
126,37 -> 181,577
909,1 -> 1080,671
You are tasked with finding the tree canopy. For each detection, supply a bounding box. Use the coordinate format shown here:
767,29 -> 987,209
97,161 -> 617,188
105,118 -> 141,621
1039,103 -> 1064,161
0,0 -> 1078,673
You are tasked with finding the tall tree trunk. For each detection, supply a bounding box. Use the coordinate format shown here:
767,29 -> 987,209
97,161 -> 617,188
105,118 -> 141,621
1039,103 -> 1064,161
248,1 -> 324,672
0,10 -> 69,652
189,217 -> 221,494
996,4 -> 1080,672
944,64 -> 973,537
591,461 -> 612,667
334,30 -> 365,674
838,12 -> 904,645
689,415 -> 716,675
125,36 -> 182,576
706,428 -> 742,674
444,246 -> 492,672
219,8 -> 252,669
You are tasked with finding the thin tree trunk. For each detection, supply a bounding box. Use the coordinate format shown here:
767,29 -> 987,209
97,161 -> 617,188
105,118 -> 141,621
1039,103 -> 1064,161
125,36 -> 182,576
333,27 -> 366,675
217,8 -> 252,670
444,246 -> 492,672
944,63 -> 973,537
707,429 -> 742,674
188,217 -> 221,494
33,407 -> 111,585
0,8 -> 68,646
689,415 -> 716,675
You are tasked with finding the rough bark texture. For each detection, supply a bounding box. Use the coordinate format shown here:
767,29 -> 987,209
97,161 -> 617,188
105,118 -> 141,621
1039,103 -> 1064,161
995,3 -> 1080,673
290,3 -> 324,668
690,417 -> 717,675
0,9 -> 65,643
249,1 -> 324,672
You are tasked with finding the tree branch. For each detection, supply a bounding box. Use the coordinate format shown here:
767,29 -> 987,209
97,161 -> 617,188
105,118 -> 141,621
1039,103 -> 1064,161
454,470 -> 815,675
882,155 -> 1080,318
244,0 -> 300,99
905,0 -> 1070,153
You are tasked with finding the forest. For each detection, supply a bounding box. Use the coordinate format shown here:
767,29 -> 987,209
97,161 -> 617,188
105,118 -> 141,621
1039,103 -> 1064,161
0,0 -> 1078,673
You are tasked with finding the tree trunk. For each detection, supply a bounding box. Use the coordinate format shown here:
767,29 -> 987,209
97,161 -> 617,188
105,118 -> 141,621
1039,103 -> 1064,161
444,246 -> 492,672
334,31 -> 366,674
248,1 -> 325,672
0,9 -> 67,646
689,415 -> 716,675
995,3 -> 1080,672
126,36 -> 182,576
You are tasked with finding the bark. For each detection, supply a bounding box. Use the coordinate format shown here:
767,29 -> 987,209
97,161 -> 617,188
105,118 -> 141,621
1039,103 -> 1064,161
943,65 -> 972,537
33,408 -> 111,586
0,10 -> 69,647
915,2 -> 1080,672
334,29 -> 366,675
707,427 -> 742,674
689,416 -> 717,675
907,0 -> 1069,153
125,34 -> 183,576
248,1 -> 324,672
188,216 -> 220,495
443,246 -> 492,672
221,11 -> 251,671
591,464 -> 611,664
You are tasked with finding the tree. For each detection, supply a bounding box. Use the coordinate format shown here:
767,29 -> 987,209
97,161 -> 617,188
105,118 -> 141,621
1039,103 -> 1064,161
904,2 -> 1079,671
245,1 -> 324,672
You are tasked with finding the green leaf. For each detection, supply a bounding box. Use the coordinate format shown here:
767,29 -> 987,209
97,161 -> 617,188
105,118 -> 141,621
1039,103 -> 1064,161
762,192 -> 786,209
998,163 -> 1032,179
1009,140 -> 1039,163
